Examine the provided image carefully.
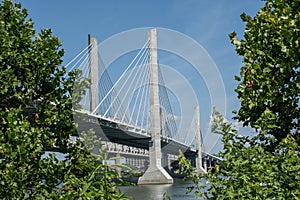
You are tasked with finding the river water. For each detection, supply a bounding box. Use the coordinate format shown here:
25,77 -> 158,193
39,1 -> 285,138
119,179 -> 199,200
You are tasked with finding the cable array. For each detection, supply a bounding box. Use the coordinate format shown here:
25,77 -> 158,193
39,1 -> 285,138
63,44 -> 93,111
66,39 -> 183,140
158,65 -> 178,138
97,54 -> 130,121
122,58 -> 150,127
63,42 -> 129,120
87,40 -> 151,130
64,43 -> 93,74
184,113 -> 205,150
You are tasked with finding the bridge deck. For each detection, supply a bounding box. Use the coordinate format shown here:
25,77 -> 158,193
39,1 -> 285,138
77,115 -> 196,156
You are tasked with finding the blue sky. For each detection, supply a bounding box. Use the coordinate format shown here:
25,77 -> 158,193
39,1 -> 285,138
18,0 -> 264,153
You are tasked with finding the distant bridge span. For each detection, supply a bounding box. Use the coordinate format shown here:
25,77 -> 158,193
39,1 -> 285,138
70,28 -> 221,184
77,113 -> 194,155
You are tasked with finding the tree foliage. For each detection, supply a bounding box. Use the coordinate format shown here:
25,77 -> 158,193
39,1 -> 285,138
180,0 -> 300,199
180,109 -> 300,199
230,0 -> 300,147
0,0 -> 127,199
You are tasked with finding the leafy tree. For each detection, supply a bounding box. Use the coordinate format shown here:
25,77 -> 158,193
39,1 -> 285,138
180,109 -> 300,199
180,0 -> 300,199
230,0 -> 300,147
0,0 -> 127,199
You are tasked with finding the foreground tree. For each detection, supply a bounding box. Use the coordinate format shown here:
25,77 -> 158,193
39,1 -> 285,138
181,109 -> 299,199
231,0 -> 299,148
0,0 -> 127,199
180,0 -> 300,199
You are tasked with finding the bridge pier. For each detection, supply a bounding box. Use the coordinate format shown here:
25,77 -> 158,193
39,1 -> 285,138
138,28 -> 173,185
115,153 -> 121,176
194,106 -> 206,173
88,34 -> 99,114
162,153 -> 171,170
203,157 -> 208,172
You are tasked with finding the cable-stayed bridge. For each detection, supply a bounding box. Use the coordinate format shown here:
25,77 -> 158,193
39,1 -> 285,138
67,28 -> 220,184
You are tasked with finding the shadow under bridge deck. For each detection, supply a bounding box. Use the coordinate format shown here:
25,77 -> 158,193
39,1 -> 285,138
76,115 -> 196,156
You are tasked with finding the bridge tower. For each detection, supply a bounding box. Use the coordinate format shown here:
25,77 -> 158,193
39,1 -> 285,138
195,106 -> 206,173
138,28 -> 173,184
88,34 -> 99,113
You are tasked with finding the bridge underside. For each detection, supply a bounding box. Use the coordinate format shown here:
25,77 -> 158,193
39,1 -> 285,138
76,115 -> 220,173
77,116 -> 196,157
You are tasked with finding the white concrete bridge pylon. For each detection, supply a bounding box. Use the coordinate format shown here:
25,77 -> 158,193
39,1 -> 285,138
138,28 -> 173,184
88,34 -> 99,113
195,105 -> 207,173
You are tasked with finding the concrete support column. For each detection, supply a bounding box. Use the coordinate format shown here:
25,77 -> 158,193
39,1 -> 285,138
168,155 -> 171,171
195,106 -> 206,173
115,153 -> 121,176
88,34 -> 99,114
130,158 -> 133,166
161,153 -> 169,169
160,107 -> 166,137
138,28 -> 173,184
208,158 -> 212,169
140,159 -> 144,170
204,157 -> 208,172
